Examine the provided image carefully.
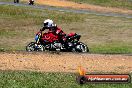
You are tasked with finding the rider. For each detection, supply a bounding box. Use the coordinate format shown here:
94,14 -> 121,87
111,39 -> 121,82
40,19 -> 66,43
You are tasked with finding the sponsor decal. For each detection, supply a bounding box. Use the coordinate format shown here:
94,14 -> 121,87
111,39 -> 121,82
76,66 -> 131,84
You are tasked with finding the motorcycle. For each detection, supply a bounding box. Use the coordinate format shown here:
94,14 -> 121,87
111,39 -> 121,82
26,30 -> 89,53
29,0 -> 34,5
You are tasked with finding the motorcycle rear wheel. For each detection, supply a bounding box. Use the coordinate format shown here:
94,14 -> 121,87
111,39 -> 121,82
75,42 -> 89,53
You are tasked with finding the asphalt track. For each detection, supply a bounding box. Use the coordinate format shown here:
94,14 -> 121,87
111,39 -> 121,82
0,1 -> 132,18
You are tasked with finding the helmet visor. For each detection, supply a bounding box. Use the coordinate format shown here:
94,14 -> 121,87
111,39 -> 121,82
44,22 -> 48,27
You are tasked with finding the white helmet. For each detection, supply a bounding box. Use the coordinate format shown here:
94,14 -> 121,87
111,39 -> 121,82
43,19 -> 54,28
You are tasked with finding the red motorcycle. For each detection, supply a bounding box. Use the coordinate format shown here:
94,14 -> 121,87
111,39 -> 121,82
26,30 -> 89,52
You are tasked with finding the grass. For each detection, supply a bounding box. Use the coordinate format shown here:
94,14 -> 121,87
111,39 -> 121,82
91,44 -> 132,54
0,71 -> 131,88
0,5 -> 132,54
69,0 -> 132,10
0,0 -> 25,2
0,0 -> 11,2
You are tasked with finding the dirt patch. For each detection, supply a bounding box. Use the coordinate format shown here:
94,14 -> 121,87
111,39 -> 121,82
24,0 -> 132,14
0,52 -> 132,73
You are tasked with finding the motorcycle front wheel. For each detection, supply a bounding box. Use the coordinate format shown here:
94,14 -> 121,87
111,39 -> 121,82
26,42 -> 45,52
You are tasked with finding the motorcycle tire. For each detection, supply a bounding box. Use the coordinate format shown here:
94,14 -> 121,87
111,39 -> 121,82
26,42 -> 45,52
75,42 -> 89,53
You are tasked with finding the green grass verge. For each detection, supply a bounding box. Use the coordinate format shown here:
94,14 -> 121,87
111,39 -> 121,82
0,71 -> 131,88
69,0 -> 132,10
0,0 -> 11,2
90,44 -> 132,54
0,5 -> 132,54
0,0 -> 25,3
